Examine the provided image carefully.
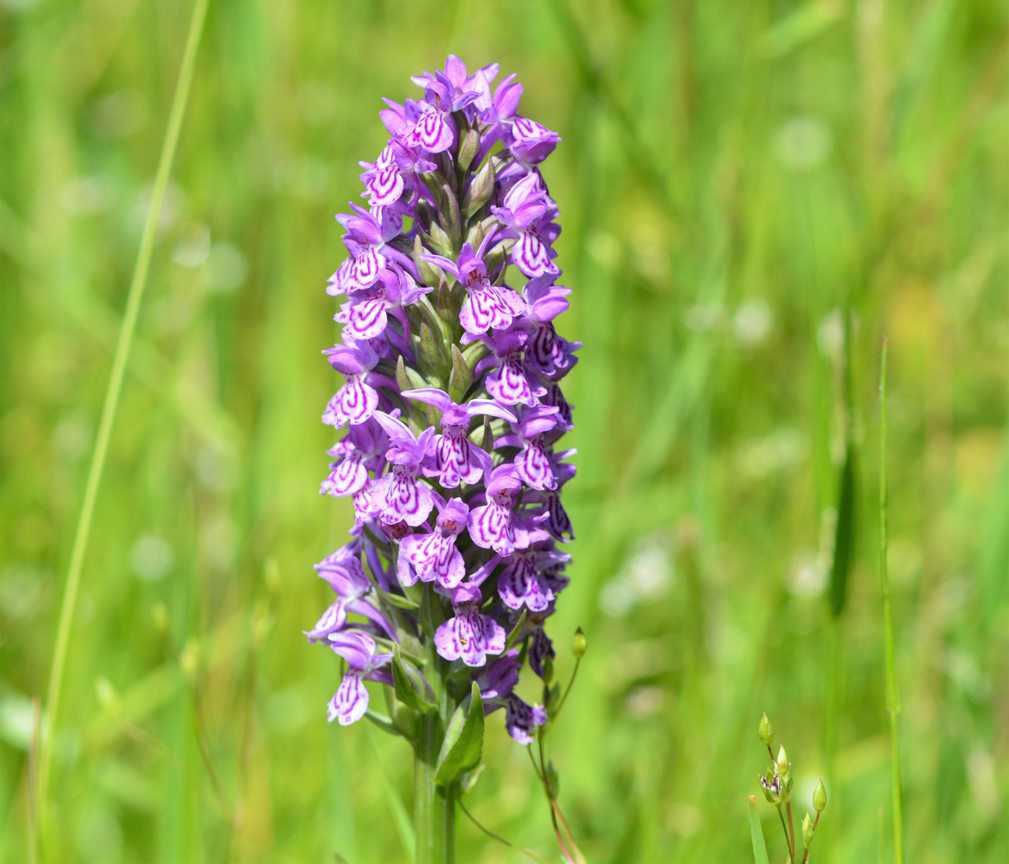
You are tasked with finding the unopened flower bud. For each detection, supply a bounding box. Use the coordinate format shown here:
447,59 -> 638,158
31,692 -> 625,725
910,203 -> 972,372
776,745 -> 789,779
813,778 -> 827,813
573,627 -> 587,658
758,712 -> 774,746
802,812 -> 814,848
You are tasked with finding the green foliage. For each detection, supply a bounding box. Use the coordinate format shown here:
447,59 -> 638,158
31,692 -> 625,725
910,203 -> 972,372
434,684 -> 484,787
0,0 -> 1007,861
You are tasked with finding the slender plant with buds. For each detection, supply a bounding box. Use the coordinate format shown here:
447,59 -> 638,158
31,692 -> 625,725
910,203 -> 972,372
750,714 -> 828,864
309,56 -> 582,863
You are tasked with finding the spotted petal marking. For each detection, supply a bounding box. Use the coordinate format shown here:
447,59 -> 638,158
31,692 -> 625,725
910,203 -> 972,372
377,467 -> 434,527
321,450 -> 368,496
468,501 -> 515,554
487,354 -> 535,407
434,608 -> 506,667
367,164 -> 404,207
305,599 -> 348,641
344,295 -> 388,340
498,555 -> 554,612
347,247 -> 384,292
514,231 -> 558,279
432,429 -> 487,488
516,439 -> 555,490
460,285 -> 517,335
408,108 -> 454,153
399,531 -> 465,588
323,375 -> 379,428
328,672 -> 369,725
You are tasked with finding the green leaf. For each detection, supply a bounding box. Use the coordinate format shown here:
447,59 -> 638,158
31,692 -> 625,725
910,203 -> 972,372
747,796 -> 770,864
434,682 -> 484,786
364,710 -> 404,739
392,648 -> 436,713
380,591 -> 420,612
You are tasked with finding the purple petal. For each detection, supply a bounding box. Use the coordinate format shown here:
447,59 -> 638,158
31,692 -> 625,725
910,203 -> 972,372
328,672 -> 369,725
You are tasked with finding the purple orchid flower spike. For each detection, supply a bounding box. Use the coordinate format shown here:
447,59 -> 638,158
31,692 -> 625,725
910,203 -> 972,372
313,58 -> 582,851
422,241 -> 525,337
468,463 -> 523,555
434,602 -> 507,667
322,340 -> 381,428
326,631 -> 394,726
371,411 -> 437,526
397,497 -> 469,589
402,387 -> 516,487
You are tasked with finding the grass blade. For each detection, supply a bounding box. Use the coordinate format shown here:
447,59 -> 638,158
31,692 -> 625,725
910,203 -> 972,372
34,0 -> 211,852
748,796 -> 770,864
879,339 -> 904,864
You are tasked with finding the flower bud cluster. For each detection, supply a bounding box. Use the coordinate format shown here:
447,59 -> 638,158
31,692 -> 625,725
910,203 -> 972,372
308,56 -> 578,745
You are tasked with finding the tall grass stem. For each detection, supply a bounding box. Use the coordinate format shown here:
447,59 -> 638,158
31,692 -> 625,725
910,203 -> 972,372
34,0 -> 210,850
879,340 -> 904,864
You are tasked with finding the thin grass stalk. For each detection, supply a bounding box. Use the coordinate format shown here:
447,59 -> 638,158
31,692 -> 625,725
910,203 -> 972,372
34,0 -> 210,851
878,340 -> 904,864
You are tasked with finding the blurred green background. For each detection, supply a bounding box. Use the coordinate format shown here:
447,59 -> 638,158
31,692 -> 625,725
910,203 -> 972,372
2,0 -> 1007,861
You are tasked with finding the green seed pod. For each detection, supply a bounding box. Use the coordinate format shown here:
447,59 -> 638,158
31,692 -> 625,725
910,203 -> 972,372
573,627 -> 587,658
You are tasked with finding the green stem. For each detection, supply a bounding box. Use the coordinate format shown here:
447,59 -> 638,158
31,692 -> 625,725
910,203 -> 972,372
414,712 -> 455,864
34,0 -> 209,853
879,341 -> 905,864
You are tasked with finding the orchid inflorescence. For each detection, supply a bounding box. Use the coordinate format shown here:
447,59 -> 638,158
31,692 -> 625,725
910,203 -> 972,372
308,52 -> 578,774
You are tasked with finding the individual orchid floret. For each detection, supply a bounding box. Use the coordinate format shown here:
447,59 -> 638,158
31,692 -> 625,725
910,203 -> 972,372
529,627 -> 555,679
371,411 -> 436,526
492,172 -> 560,278
321,420 -> 386,497
508,116 -> 561,166
434,602 -> 507,667
505,695 -> 547,745
478,330 -> 542,407
326,631 -> 393,726
360,144 -> 404,209
497,404 -> 561,491
402,387 -> 516,487
422,241 -> 525,336
468,463 -> 523,554
322,340 -> 380,428
477,649 -> 521,706
337,267 -> 430,341
331,204 -> 404,294
397,497 -> 469,589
